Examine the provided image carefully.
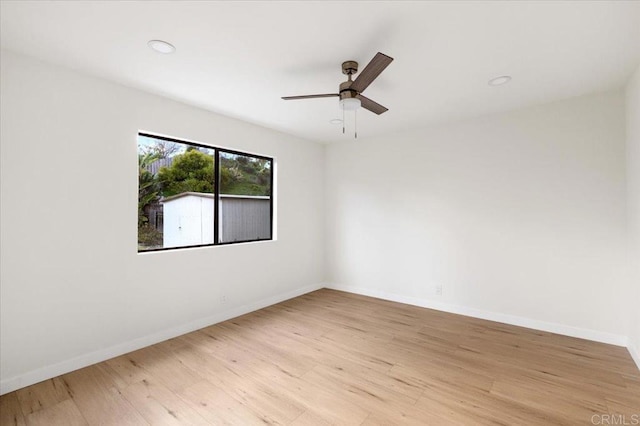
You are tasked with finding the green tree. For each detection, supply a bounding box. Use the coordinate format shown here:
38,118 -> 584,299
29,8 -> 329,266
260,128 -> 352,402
158,149 -> 214,197
138,152 -> 163,248
138,151 -> 160,227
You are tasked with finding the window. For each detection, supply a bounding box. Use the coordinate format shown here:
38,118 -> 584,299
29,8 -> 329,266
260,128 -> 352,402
137,133 -> 273,252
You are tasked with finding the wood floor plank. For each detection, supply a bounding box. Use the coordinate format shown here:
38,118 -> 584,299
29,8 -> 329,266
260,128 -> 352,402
415,388 -> 561,426
289,410 -> 332,426
214,322 -> 316,377
120,378 -> 209,425
267,376 -> 370,425
124,345 -> 203,393
300,365 -> 426,418
15,377 -> 71,416
177,380 -> 266,425
0,392 -> 27,426
359,408 -> 458,426
489,375 -> 609,421
61,365 -> 148,426
103,354 -> 151,389
24,399 -> 87,426
3,288 -> 638,425
605,374 -> 640,415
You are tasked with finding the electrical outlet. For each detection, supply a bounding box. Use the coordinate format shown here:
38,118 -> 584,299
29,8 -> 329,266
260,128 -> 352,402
435,284 -> 443,296
220,294 -> 227,304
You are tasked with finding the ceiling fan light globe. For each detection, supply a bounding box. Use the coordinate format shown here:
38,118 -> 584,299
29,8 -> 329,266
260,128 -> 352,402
340,98 -> 361,111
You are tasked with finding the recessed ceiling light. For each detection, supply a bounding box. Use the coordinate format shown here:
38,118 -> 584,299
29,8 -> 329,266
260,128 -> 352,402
329,118 -> 343,125
488,75 -> 511,86
148,40 -> 175,54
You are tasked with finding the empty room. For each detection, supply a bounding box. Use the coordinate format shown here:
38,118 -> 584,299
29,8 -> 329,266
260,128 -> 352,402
1,1 -> 639,425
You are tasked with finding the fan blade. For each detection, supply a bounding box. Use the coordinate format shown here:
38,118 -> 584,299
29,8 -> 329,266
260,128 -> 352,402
282,94 -> 339,100
357,94 -> 388,115
350,52 -> 393,93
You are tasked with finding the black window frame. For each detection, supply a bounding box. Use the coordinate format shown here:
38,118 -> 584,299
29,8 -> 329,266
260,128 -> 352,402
138,132 -> 274,253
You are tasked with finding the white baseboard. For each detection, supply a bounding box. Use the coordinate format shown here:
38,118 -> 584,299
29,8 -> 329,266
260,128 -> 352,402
0,282 -> 324,395
325,283 -> 630,348
629,341 -> 640,371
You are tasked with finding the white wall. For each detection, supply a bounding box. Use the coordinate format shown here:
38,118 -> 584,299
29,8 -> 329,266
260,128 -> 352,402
326,91 -> 630,343
626,65 -> 640,366
0,51 -> 325,393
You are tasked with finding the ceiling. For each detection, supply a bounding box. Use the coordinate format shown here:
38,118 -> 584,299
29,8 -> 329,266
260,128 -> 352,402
1,1 -> 639,143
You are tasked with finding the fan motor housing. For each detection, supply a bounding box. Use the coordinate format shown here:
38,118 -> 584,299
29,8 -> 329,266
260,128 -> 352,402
339,81 -> 358,100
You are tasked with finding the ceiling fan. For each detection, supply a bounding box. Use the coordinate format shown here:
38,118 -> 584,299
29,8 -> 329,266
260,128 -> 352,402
282,52 -> 394,115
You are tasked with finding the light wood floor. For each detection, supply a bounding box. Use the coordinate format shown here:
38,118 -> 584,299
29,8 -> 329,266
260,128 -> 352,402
1,289 -> 638,425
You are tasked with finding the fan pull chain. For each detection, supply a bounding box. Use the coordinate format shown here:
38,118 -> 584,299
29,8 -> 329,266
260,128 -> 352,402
342,107 -> 345,134
355,108 -> 358,139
